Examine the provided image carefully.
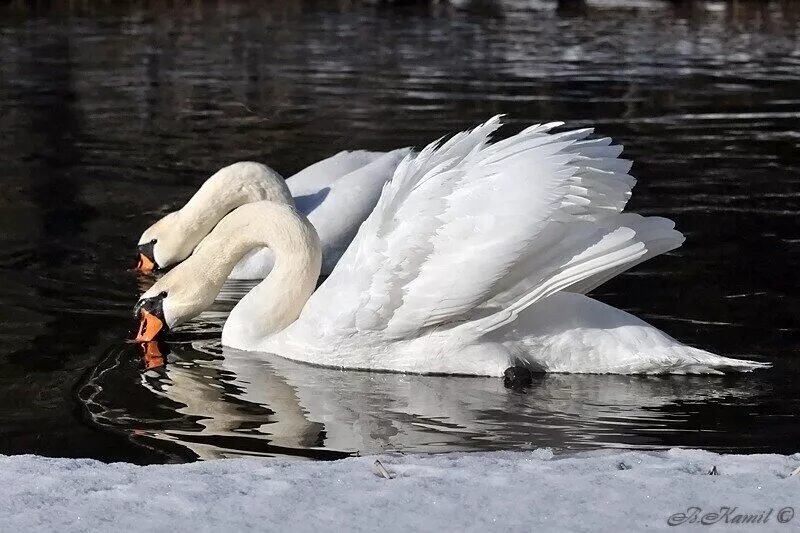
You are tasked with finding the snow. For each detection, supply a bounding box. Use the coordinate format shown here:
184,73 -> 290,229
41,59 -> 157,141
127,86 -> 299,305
1,449 -> 799,532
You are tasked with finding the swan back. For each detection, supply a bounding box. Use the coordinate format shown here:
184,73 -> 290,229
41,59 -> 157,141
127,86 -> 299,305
286,150 -> 390,197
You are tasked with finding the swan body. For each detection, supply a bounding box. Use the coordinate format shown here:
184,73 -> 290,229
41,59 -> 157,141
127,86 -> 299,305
137,149 -> 409,278
138,117 -> 768,375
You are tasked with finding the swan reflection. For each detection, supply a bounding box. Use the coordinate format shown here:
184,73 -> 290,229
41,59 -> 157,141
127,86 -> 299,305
79,335 -> 766,461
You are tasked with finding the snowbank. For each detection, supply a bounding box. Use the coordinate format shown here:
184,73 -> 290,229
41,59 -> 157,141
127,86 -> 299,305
1,449 -> 799,532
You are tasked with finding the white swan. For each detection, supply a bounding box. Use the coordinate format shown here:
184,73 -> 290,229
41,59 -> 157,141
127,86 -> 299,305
136,149 -> 410,278
134,117 -> 768,375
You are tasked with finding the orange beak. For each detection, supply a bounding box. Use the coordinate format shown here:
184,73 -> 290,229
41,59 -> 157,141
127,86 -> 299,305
136,309 -> 164,342
139,341 -> 165,370
136,253 -> 156,273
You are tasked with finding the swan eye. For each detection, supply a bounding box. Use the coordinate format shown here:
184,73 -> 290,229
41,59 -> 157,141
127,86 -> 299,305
150,239 -> 157,245
159,291 -> 168,299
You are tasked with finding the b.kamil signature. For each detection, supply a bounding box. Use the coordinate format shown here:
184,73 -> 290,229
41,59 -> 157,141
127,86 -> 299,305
668,506 -> 795,526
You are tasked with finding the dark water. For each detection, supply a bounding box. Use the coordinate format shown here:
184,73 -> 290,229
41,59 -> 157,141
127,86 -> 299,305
1,1 -> 798,463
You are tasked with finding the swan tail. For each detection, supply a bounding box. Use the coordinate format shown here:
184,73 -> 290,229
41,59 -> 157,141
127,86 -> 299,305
656,349 -> 771,374
554,347 -> 772,375
501,292 -> 770,374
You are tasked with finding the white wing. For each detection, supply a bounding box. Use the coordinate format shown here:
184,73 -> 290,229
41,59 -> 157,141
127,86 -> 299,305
286,150 -> 390,197
303,148 -> 411,272
565,215 -> 684,295
302,116 -> 674,340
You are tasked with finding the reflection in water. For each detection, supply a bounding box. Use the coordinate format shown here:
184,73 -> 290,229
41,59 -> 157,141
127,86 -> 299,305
1,0 -> 799,462
79,327 -> 774,461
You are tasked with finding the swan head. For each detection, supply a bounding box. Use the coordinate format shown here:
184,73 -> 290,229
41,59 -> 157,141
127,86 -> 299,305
136,211 -> 199,273
133,199 -> 322,344
133,262 -> 220,341
135,162 -> 294,273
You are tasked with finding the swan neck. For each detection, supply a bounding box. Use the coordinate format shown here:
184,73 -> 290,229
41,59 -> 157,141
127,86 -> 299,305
190,201 -> 322,344
178,162 -> 294,255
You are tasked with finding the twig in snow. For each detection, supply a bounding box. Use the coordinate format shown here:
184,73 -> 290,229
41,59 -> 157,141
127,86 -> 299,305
791,466 -> 800,477
373,459 -> 395,480
708,466 -> 719,475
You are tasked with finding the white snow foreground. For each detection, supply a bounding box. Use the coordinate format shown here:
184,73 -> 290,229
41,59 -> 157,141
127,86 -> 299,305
1,449 -> 799,532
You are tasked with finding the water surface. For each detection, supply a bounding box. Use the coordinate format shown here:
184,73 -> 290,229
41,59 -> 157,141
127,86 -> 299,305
0,0 -> 798,463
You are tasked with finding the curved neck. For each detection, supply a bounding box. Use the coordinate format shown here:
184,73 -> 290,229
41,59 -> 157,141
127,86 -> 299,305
187,201 -> 322,344
178,162 -> 294,256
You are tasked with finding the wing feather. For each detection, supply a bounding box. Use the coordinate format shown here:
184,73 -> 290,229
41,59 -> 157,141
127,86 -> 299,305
301,117 -> 672,342
287,150 -> 390,196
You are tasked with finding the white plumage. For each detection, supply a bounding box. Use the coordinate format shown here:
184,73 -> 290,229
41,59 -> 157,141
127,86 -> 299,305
231,148 -> 410,278
137,149 -> 409,279
141,116 -> 768,375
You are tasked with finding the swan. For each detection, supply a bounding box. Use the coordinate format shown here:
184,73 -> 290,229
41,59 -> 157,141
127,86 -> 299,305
133,117 -> 768,375
136,148 -> 410,278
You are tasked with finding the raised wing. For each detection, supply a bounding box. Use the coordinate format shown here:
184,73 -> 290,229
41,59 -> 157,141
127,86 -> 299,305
286,150 -> 390,197
302,116 -> 675,339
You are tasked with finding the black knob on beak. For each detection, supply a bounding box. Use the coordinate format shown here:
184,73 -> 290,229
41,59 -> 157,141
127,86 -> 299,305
134,291 -> 168,342
136,239 -> 158,272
